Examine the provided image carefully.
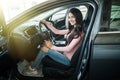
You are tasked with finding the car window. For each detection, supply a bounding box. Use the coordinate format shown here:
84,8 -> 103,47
51,5 -> 87,21
100,0 -> 120,32
110,5 -> 120,31
0,0 -> 48,24
51,9 -> 67,21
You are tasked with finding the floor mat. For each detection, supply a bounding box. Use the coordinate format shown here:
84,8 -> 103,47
17,60 -> 44,77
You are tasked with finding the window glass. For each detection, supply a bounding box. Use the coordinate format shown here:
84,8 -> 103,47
77,5 -> 88,19
51,9 -> 67,21
0,0 -> 48,23
110,5 -> 120,31
51,5 -> 88,21
100,0 -> 120,32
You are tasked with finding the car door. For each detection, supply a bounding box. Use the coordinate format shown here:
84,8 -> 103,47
0,3 -> 8,61
0,3 -> 16,78
89,0 -> 120,80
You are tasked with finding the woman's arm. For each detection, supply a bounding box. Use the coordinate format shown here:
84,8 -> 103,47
51,32 -> 84,53
51,35 -> 82,53
40,20 -> 69,35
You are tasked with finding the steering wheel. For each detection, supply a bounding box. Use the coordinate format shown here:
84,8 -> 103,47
39,22 -> 56,44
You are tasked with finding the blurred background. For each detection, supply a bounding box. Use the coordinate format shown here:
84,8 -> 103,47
0,0 -> 47,23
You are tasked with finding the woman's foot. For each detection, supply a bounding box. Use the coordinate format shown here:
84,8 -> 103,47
22,65 -> 38,75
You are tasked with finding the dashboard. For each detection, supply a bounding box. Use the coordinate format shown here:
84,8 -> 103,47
8,21 -> 65,61
24,25 -> 39,39
9,21 -> 41,61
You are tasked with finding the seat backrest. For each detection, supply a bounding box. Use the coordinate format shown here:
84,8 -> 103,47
70,45 -> 82,68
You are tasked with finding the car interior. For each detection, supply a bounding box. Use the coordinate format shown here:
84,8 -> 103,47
2,4 -> 91,80
1,0 -> 119,80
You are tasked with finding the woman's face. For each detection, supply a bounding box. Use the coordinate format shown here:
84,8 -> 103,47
68,12 -> 76,26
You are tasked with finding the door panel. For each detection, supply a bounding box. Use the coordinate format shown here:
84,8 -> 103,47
89,32 -> 120,80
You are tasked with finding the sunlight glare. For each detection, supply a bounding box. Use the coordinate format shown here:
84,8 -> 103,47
0,0 -> 48,23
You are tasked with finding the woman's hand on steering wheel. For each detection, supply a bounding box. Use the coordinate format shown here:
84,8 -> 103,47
39,20 -> 55,43
39,20 -> 48,32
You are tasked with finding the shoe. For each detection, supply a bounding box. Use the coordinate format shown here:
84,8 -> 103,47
22,65 -> 38,76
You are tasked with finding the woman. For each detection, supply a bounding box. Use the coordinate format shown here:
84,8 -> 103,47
23,8 -> 84,75
40,8 -> 84,60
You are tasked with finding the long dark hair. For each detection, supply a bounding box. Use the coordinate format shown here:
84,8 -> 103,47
68,8 -> 84,38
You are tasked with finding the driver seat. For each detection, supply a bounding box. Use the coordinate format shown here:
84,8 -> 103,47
41,40 -> 83,79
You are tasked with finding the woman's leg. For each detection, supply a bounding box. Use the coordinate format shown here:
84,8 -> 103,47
22,50 -> 46,75
48,49 -> 70,66
31,50 -> 47,68
32,49 -> 70,68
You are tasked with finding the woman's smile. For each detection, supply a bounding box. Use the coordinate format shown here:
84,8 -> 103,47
68,12 -> 76,25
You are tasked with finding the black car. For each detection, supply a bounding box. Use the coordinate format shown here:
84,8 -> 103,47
0,0 -> 120,80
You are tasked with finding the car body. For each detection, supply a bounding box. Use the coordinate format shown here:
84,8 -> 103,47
0,0 -> 120,80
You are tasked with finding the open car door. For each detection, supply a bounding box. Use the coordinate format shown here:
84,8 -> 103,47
0,3 -> 15,79
0,4 -> 6,36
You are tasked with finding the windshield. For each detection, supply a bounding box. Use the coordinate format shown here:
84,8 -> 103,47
0,0 -> 48,23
